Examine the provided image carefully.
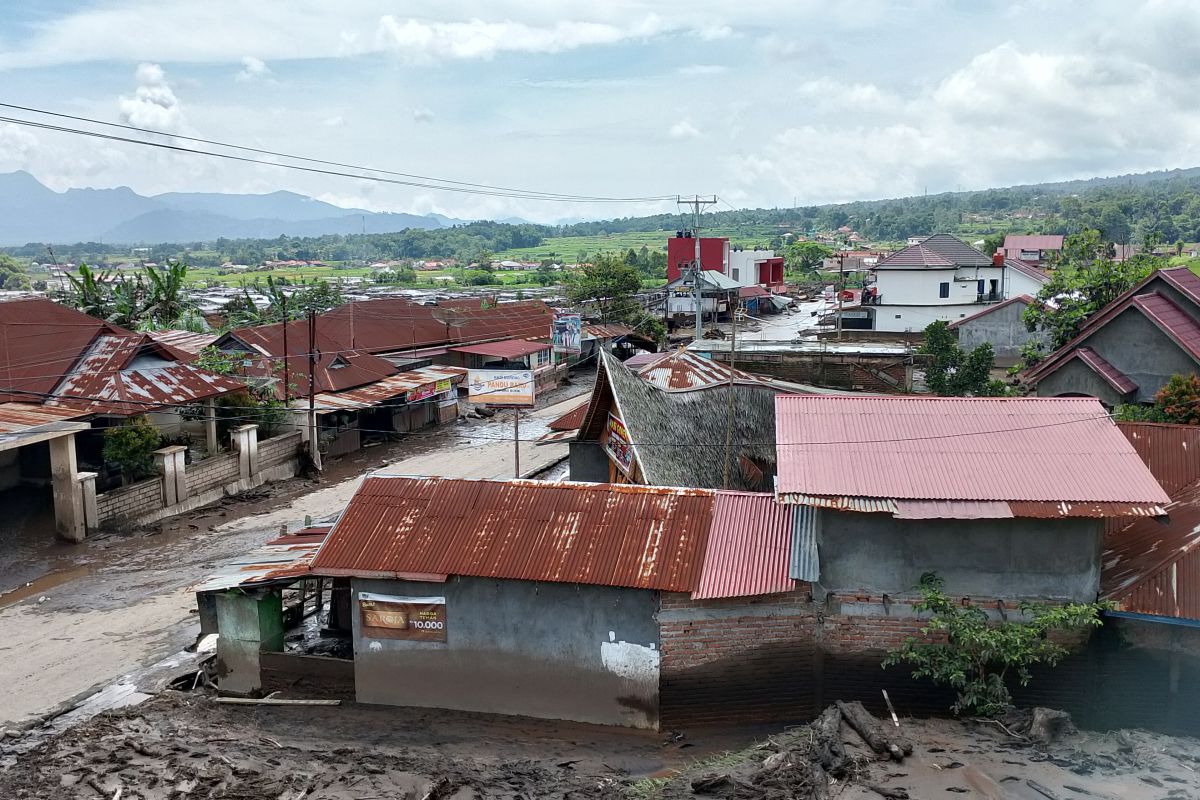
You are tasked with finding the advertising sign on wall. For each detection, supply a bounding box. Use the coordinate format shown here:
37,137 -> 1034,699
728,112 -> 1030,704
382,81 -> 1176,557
552,313 -> 582,354
467,369 -> 535,407
406,382 -> 438,404
605,412 -> 635,474
359,592 -> 447,642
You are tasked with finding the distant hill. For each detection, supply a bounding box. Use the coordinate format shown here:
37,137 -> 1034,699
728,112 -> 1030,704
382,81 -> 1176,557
0,171 -> 447,246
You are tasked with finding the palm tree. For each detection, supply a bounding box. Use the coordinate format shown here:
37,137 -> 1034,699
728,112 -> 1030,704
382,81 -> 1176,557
143,262 -> 190,326
64,263 -> 112,319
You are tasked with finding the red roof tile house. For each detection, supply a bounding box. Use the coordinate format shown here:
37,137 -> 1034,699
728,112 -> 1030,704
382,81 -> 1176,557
1023,266 -> 1200,406
1002,234 -> 1065,267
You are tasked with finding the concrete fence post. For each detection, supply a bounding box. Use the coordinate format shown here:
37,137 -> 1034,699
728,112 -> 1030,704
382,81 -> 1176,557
154,445 -> 188,508
232,424 -> 260,482
49,433 -> 85,543
77,471 -> 98,533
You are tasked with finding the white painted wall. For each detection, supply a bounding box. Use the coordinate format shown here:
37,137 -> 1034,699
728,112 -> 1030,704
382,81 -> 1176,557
1006,269 -> 1045,298
874,304 -> 991,333
727,248 -> 775,288
874,266 -> 1008,306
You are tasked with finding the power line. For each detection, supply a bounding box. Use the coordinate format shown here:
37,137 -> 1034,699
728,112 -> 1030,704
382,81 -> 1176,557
0,109 -> 676,204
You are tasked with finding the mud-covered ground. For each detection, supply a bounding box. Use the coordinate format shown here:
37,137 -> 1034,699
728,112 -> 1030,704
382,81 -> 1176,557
3,693 -> 1199,800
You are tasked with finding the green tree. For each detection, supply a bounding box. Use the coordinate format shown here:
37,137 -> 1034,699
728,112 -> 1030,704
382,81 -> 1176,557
1021,229 -> 1161,366
1117,373 -> 1200,425
884,573 -> 1106,717
566,252 -> 641,323
64,263 -> 113,319
142,262 -> 191,326
919,320 -> 1002,396
102,416 -> 162,482
0,253 -> 31,290
785,241 -> 833,274
981,233 -> 1004,257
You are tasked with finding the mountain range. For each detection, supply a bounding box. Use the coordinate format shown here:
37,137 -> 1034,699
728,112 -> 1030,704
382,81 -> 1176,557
0,171 -> 459,246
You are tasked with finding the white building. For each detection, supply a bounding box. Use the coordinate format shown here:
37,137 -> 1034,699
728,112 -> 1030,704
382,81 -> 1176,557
855,234 -> 1048,334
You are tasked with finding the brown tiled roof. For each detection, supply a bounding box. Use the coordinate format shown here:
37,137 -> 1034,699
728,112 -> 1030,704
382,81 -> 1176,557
875,244 -> 954,269
919,233 -> 993,267
1003,234 -> 1064,252
1074,347 -> 1138,395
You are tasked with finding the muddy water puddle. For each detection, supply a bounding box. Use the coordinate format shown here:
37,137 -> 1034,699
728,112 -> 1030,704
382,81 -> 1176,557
0,565 -> 92,610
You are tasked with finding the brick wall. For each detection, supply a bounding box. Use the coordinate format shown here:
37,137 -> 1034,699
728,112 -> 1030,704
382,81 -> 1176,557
95,477 -> 163,523
187,452 -> 241,496
259,432 -> 302,467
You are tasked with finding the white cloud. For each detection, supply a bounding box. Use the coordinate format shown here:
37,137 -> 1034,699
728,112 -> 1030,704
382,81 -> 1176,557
411,108 -> 435,123
693,23 -> 733,41
117,63 -> 188,133
669,120 -> 701,139
677,64 -> 727,75
375,15 -> 669,62
235,55 -> 273,82
323,115 -> 345,127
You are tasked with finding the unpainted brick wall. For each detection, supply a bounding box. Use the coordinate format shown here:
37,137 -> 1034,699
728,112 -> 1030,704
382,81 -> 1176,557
95,477 -> 164,522
259,432 -> 302,467
187,452 -> 241,496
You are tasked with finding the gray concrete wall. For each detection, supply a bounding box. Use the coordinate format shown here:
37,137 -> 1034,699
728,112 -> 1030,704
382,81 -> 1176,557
956,301 -> 1046,359
569,440 -> 611,482
816,510 -> 1104,602
1037,308 -> 1198,403
352,576 -> 661,728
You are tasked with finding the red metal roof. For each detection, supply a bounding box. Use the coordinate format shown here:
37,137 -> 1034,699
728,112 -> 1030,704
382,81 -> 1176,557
312,366 -> 465,411
0,402 -> 88,435
145,329 -> 218,358
48,334 -> 245,416
634,349 -> 764,392
0,298 -> 122,403
693,492 -> 795,600
1131,292 -> 1200,361
738,286 -> 771,299
947,295 -> 1037,329
449,339 -> 549,359
547,399 -> 590,431
622,351 -> 661,368
1003,234 -> 1064,252
1117,421 -> 1200,497
1004,259 -> 1050,284
584,323 -> 634,339
226,323 -> 399,396
310,476 -> 714,592
1073,347 -> 1138,394
1103,481 -> 1200,619
774,396 -> 1170,514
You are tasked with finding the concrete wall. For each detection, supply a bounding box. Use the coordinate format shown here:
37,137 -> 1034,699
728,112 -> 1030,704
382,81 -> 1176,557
1036,307 -> 1198,403
0,449 -> 19,490
351,576 -> 661,728
569,440 -> 612,482
1036,358 -> 1126,406
816,510 -> 1104,602
956,300 -> 1047,359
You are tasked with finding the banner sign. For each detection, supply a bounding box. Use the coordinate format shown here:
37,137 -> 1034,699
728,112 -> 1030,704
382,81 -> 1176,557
605,412 -> 634,474
467,369 -> 535,407
359,592 -> 447,642
552,313 -> 582,354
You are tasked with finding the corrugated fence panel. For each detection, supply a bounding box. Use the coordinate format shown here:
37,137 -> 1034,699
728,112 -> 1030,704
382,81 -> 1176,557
1117,421 -> 1200,497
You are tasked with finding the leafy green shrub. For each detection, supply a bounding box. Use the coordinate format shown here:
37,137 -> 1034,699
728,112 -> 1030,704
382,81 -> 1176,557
102,416 -> 162,482
883,573 -> 1106,717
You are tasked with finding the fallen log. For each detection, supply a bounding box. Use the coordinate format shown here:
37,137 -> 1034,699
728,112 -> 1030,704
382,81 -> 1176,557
836,701 -> 912,761
864,784 -> 909,799
811,706 -> 849,776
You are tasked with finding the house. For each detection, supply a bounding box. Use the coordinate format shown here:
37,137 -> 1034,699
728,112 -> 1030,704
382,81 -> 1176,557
664,268 -> 741,325
851,234 -> 1033,333
665,234 -> 784,289
947,293 -> 1048,362
773,395 -> 1168,602
1023,266 -> 1200,405
0,298 -> 247,541
571,351 -> 780,488
1002,234 -> 1064,267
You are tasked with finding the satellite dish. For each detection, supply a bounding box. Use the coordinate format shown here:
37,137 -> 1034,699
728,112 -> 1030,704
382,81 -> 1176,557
431,307 -> 470,329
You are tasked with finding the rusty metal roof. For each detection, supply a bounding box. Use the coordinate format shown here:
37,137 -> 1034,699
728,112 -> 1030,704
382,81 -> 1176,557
775,396 -> 1170,516
145,329 -> 218,357
1003,234 -> 1065,252
193,529 -> 329,593
48,334 -> 245,416
693,492 -> 795,600
634,349 -> 765,392
547,399 -> 589,431
0,297 -> 122,404
312,366 -> 465,411
449,339 -> 548,359
311,476 -> 715,592
0,402 -> 90,445
583,323 -> 634,339
738,286 -> 771,299
1117,421 -> 1200,497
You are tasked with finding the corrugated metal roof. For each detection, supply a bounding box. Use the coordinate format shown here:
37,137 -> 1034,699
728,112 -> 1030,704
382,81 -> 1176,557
449,339 -> 548,359
0,297 -> 123,404
312,366 -> 465,411
738,286 -> 771,299
310,476 -> 714,592
623,351 -> 662,368
635,349 -> 765,392
774,396 -> 1170,510
145,329 -> 218,357
0,402 -> 88,434
1103,481 -> 1200,619
1117,421 -> 1200,497
584,323 -> 634,339
1074,347 -> 1138,394
49,334 -> 245,416
192,530 -> 328,593
692,492 -> 795,599
1003,234 -> 1065,252
547,399 -> 589,431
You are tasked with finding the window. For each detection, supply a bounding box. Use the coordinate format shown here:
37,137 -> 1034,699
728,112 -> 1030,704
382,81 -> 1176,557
939,282 -> 950,298
977,279 -> 985,294
731,268 -> 739,280
895,314 -> 902,319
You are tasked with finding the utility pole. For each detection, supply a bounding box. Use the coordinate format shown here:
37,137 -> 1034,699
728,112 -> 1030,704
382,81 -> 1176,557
307,309 -> 322,472
722,298 -> 739,489
677,195 -> 717,341
836,252 -> 845,341
281,297 -> 290,403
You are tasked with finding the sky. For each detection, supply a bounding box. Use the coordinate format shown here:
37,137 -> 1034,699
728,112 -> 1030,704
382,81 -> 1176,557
1,0 -> 1198,223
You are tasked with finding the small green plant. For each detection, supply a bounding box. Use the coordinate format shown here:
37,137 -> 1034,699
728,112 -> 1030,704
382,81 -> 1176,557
883,573 -> 1106,717
102,416 -> 162,482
